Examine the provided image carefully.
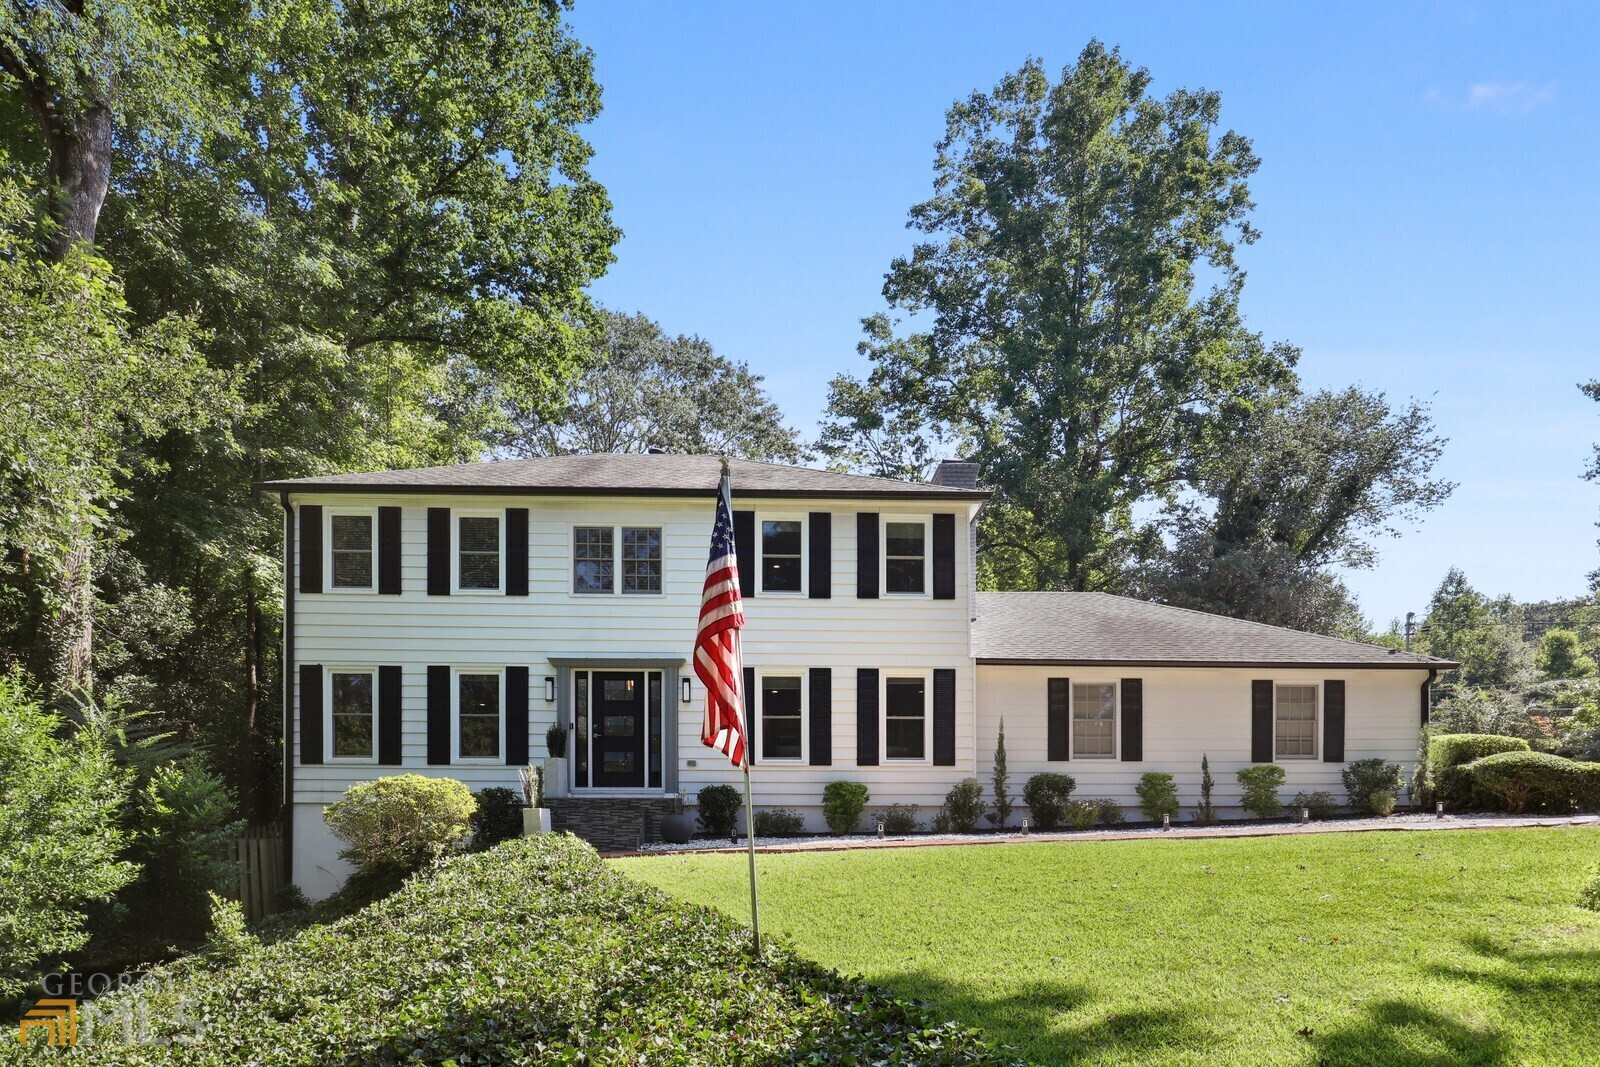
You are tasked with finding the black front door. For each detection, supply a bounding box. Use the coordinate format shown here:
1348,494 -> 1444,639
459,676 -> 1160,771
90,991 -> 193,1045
592,671 -> 646,788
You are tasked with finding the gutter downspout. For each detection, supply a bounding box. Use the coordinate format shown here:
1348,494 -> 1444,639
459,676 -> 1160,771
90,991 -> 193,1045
279,492 -> 295,885
1421,668 -> 1436,727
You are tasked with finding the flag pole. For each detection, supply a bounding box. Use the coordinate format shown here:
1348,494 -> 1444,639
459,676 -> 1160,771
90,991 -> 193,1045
724,457 -> 762,955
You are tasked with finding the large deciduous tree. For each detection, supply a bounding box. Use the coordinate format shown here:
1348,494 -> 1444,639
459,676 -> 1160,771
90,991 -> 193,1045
821,42 -> 1296,591
502,310 -> 806,461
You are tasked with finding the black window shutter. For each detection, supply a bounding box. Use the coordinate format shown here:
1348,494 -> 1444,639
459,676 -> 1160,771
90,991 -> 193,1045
1047,678 -> 1070,761
856,668 -> 879,766
506,508 -> 529,596
808,512 -> 832,599
809,667 -> 832,766
743,666 -> 757,765
426,508 -> 451,596
299,664 -> 323,765
378,665 -> 403,764
932,668 -> 956,766
506,665 -> 529,765
932,514 -> 956,600
1251,680 -> 1274,763
427,665 -> 451,764
733,510 -> 755,597
377,507 -> 402,594
1120,678 -> 1143,762
299,505 -> 323,594
856,513 -> 880,599
1323,680 -> 1346,763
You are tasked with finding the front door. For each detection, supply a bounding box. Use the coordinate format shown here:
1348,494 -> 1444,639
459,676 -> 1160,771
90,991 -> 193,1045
592,671 -> 646,788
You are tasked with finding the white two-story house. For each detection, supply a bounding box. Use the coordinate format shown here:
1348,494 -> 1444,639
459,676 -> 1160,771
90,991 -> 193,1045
261,453 -> 1453,899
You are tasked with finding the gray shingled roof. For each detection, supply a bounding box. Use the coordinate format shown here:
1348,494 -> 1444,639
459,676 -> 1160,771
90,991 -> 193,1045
974,592 -> 1456,669
258,454 -> 990,500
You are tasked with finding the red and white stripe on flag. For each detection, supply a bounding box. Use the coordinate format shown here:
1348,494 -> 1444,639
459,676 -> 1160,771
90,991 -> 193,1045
695,475 -> 748,767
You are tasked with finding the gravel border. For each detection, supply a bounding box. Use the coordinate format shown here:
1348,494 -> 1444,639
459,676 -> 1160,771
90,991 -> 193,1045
609,812 -> 1600,858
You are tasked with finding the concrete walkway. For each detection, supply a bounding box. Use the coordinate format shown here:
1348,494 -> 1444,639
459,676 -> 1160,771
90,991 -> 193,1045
602,812 -> 1600,859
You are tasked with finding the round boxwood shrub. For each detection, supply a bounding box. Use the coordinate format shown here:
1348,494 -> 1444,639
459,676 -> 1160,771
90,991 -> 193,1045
323,774 -> 477,874
470,786 -> 524,850
822,780 -> 870,834
1462,750 -> 1600,814
940,778 -> 986,833
1135,772 -> 1180,822
1236,765 -> 1286,819
1022,772 -> 1076,831
696,784 -> 743,838
1428,733 -> 1531,807
752,808 -> 806,837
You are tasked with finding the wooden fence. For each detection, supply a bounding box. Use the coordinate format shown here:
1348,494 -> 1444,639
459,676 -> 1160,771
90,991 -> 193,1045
229,828 -> 284,921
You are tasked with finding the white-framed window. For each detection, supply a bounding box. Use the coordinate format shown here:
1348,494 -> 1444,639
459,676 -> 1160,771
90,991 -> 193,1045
454,669 -> 503,761
1275,683 -> 1318,759
453,511 -> 503,593
326,509 -> 376,591
1072,682 -> 1117,759
757,671 -> 806,761
572,525 -> 663,594
758,515 -> 805,594
882,515 -> 930,596
326,668 -> 376,761
882,671 -> 931,762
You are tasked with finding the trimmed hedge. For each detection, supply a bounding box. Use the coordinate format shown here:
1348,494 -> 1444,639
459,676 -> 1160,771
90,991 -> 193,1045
1460,750 -> 1600,814
19,835 -> 1022,1064
1428,733 -> 1531,807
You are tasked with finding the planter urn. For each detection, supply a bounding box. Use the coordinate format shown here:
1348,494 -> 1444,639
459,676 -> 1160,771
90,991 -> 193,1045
660,812 -> 695,844
523,807 -> 552,836
542,756 -> 569,799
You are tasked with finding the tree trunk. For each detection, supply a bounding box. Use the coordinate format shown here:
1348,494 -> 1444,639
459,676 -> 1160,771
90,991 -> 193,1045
41,101 -> 113,259
49,542 -> 95,697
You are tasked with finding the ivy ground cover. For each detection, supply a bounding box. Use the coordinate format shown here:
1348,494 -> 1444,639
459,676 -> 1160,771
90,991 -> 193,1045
615,828 -> 1600,1066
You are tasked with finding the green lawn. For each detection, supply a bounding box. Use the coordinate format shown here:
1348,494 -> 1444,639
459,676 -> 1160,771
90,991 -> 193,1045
614,828 -> 1600,1066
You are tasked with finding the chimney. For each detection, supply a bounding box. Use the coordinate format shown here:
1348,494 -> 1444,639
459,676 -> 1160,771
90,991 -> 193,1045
931,459 -> 980,490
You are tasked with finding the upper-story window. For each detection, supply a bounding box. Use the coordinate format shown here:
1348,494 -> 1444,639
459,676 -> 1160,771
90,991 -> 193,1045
328,511 -> 375,590
884,518 -> 928,595
455,512 -> 502,592
574,526 -> 663,594
759,517 -> 803,593
328,669 -> 375,759
1275,684 -> 1318,759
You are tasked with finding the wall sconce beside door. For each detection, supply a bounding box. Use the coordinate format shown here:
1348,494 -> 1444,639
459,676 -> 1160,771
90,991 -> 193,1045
544,676 -> 556,703
681,677 -> 693,704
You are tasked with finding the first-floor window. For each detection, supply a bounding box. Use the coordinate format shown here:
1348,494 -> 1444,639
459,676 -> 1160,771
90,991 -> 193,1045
1276,684 -> 1317,758
458,672 -> 501,759
1072,682 -> 1116,758
884,675 -> 927,760
760,675 -> 803,760
330,671 -> 374,758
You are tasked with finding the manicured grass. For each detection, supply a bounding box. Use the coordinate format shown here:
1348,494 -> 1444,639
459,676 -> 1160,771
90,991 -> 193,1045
615,828 -> 1600,1066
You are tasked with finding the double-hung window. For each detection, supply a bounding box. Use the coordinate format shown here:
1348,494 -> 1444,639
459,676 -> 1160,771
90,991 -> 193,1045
1072,682 -> 1116,758
455,513 -> 502,591
759,518 -> 803,593
328,670 -> 375,759
883,518 -> 928,595
884,674 -> 928,761
456,671 -> 502,761
759,674 -> 804,760
573,526 -> 662,594
1275,684 -> 1318,758
328,512 -> 375,590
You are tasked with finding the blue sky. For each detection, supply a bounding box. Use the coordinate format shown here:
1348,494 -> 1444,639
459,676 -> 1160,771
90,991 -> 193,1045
568,1 -> 1599,628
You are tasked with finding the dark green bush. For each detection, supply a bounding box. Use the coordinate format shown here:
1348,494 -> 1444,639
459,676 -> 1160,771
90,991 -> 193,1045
823,780 -> 870,834
877,803 -> 920,834
38,836 -> 1022,1064
470,786 -> 524,849
1461,751 -> 1600,814
696,784 -> 743,838
1136,772 -> 1181,822
1065,800 -> 1098,829
1022,772 -> 1076,830
941,778 -> 987,833
1340,758 -> 1403,813
1090,797 -> 1125,826
120,754 -> 244,933
1236,765 -> 1286,819
752,808 -> 805,836
324,774 -> 476,875
1291,790 -> 1338,820
1429,733 -> 1531,807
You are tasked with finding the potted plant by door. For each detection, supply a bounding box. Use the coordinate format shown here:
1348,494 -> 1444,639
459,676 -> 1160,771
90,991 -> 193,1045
520,764 -> 552,835
543,723 -> 570,800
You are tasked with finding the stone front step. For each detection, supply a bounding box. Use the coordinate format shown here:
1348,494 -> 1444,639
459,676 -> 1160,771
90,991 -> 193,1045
546,796 -> 680,852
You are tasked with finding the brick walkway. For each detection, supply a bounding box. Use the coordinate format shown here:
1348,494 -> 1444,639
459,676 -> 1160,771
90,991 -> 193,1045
601,812 -> 1600,859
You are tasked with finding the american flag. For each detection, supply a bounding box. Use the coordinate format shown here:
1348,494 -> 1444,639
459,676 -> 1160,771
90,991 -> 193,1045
695,470 -> 748,767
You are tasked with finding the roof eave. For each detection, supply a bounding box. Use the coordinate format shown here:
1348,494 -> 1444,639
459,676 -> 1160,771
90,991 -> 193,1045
975,657 -> 1460,671
255,481 -> 991,501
